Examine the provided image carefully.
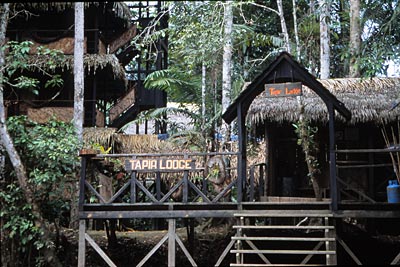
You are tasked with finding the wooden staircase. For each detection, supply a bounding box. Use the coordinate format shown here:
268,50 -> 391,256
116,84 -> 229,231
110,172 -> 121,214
229,210 -> 337,266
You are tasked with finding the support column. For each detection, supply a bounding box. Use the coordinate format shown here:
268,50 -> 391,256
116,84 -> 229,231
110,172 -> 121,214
168,219 -> 176,267
78,219 -> 86,267
325,217 -> 337,265
328,103 -> 339,211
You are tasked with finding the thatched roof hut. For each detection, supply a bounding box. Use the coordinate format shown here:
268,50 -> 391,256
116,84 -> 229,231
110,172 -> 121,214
248,77 -> 400,125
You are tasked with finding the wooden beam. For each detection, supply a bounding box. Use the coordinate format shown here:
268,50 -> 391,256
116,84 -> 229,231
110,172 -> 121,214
137,233 -> 169,267
328,102 -> 338,211
168,219 -> 176,267
300,241 -> 323,264
85,233 -> 117,267
78,220 -> 86,267
390,250 -> 400,265
337,236 -> 362,265
243,234 -> 271,264
175,233 -> 197,266
215,238 -> 236,266
325,217 -> 337,265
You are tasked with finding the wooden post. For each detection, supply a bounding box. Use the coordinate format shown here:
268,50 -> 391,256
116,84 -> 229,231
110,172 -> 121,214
183,155 -> 189,203
156,172 -> 161,200
168,219 -> 176,267
325,217 -> 337,265
328,103 -> 339,211
131,171 -> 137,203
78,219 -> 86,267
237,103 -> 247,202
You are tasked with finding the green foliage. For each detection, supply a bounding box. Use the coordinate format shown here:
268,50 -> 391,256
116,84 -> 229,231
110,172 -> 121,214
293,120 -> 320,175
144,68 -> 201,103
1,116 -> 79,258
1,40 -> 64,92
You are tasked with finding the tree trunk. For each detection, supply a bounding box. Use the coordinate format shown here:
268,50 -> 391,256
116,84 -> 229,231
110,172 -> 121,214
0,4 -> 62,265
292,0 -> 300,60
74,2 -> 85,140
221,0 -> 233,145
319,0 -> 330,79
71,2 -> 85,229
201,61 -> 206,139
277,0 -> 291,53
349,0 -> 361,77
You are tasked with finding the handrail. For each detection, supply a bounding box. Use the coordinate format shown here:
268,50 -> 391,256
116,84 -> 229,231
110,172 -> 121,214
90,151 -> 240,158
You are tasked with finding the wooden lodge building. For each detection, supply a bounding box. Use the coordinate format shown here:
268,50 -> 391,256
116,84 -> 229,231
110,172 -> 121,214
247,74 -> 400,203
73,52 -> 400,266
3,3 -> 400,266
4,2 -> 168,132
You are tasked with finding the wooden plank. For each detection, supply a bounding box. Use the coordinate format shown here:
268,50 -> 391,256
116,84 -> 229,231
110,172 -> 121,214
107,182 -> 130,204
85,233 -> 117,267
337,176 -> 376,203
230,264 -> 324,267
215,239 -> 236,266
243,234 -> 271,264
234,210 -> 332,217
188,180 -> 212,203
160,179 -> 184,202
233,225 -> 334,230
391,250 -> 400,265
137,234 -> 168,267
301,241 -> 323,264
230,249 -> 336,255
168,219 -> 176,267
183,170 -> 189,203
85,180 -> 106,203
212,179 -> 236,203
325,217 -> 337,265
337,236 -> 361,265
78,220 -> 86,267
232,237 -> 336,242
134,178 -> 158,202
175,233 -> 197,266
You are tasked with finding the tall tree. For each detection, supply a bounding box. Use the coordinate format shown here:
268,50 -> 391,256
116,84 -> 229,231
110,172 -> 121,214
349,0 -> 361,77
277,0 -> 291,53
0,3 -> 62,266
292,0 -> 300,60
221,0 -> 233,145
320,0 -> 330,78
74,2 -> 84,142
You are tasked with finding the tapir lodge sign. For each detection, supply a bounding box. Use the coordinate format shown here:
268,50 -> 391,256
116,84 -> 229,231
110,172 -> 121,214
125,158 -> 196,171
264,82 -> 302,97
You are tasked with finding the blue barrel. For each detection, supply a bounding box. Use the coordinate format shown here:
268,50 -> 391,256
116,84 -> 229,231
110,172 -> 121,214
387,180 -> 400,203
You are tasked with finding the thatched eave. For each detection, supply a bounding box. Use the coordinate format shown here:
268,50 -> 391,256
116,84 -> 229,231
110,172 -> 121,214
10,2 -> 132,22
247,77 -> 400,125
222,52 -> 351,124
27,54 -> 127,82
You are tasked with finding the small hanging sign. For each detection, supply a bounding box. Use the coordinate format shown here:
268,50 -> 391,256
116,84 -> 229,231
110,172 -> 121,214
264,82 -> 302,97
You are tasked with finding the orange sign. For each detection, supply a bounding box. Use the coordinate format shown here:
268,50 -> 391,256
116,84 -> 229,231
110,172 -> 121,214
265,82 -> 302,97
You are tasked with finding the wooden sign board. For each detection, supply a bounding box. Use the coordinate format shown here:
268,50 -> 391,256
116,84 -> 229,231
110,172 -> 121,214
264,82 -> 302,97
125,158 -> 196,171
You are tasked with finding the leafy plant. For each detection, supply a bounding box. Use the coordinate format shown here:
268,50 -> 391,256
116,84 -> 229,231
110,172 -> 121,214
1,116 -> 79,263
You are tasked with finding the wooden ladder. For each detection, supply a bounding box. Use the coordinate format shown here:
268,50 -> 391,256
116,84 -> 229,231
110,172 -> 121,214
230,210 -> 337,266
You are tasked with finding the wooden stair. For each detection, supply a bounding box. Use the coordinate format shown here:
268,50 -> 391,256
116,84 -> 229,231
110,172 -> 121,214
230,210 -> 337,266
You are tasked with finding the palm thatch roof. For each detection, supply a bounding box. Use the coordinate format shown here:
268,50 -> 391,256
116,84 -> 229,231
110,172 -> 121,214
28,54 -> 126,81
248,77 -> 400,125
11,2 -> 132,22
